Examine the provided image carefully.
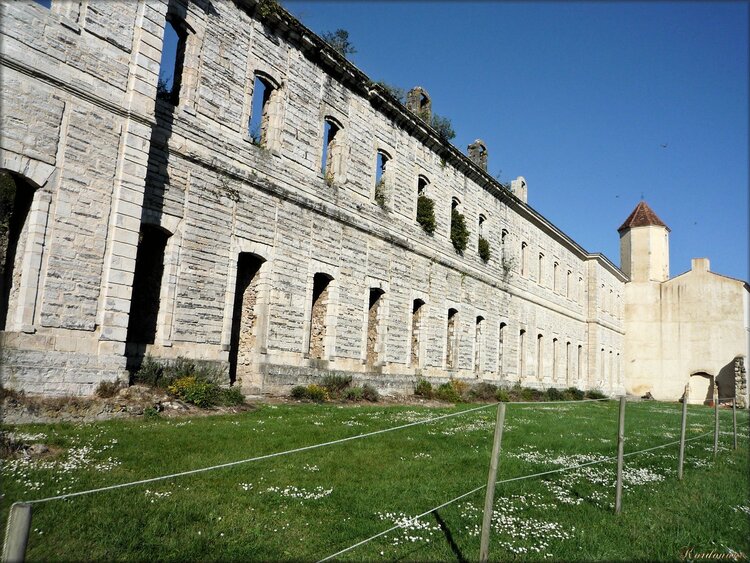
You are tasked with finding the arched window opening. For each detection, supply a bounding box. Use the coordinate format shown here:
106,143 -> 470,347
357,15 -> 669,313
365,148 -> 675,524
553,261 -> 559,292
410,299 -> 425,367
577,345 -> 583,382
0,171 -> 35,330
374,150 -> 390,207
497,322 -> 507,377
228,253 -> 266,385
157,16 -> 188,105
446,308 -> 458,369
248,74 -> 277,147
309,273 -> 333,359
474,316 -> 485,374
552,337 -> 559,382
366,288 -> 385,365
538,253 -> 544,285
565,341 -> 571,385
320,117 -> 341,180
417,175 -> 429,197
127,225 -> 171,346
566,270 -> 572,298
536,334 -> 544,380
519,329 -> 526,379
521,242 -> 528,276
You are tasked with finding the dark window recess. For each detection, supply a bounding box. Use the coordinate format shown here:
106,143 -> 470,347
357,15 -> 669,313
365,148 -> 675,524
248,76 -> 274,146
126,225 -> 170,344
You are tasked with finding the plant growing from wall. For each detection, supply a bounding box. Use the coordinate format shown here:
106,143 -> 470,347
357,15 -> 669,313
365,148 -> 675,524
450,209 -> 469,254
431,114 -> 456,141
321,29 -> 356,58
478,236 -> 491,263
501,255 -> 516,282
416,195 -> 436,235
374,179 -> 386,208
324,170 -> 335,187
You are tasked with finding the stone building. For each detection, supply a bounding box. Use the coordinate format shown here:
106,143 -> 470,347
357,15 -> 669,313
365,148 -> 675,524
0,0 -> 626,397
619,201 -> 749,406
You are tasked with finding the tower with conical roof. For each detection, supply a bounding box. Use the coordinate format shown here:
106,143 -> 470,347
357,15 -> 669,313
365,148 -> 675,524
618,201 -> 670,282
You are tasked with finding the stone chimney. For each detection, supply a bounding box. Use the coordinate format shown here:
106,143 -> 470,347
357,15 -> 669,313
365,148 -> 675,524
510,176 -> 527,203
406,87 -> 431,121
691,258 -> 710,272
467,140 -> 488,171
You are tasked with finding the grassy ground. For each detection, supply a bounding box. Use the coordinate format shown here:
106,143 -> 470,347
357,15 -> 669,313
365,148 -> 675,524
1,399 -> 748,561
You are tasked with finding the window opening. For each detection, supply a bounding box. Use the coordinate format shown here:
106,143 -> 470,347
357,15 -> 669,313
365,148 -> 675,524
309,273 -> 332,359
0,172 -> 34,330
553,261 -> 559,292
248,75 -> 274,146
321,118 -> 340,178
537,334 -> 544,380
552,338 -> 558,382
521,242 -> 528,276
374,151 -> 389,206
497,322 -> 507,376
127,225 -> 170,345
157,16 -> 187,104
518,329 -> 526,379
474,316 -> 484,374
366,288 -> 384,365
446,308 -> 458,369
228,254 -> 265,385
410,299 -> 425,367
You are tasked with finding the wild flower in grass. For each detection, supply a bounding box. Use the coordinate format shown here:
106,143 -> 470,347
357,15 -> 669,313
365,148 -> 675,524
413,452 -> 431,460
144,489 -> 172,503
376,511 -> 440,547
265,485 -> 332,500
239,482 -> 253,491
302,464 -> 320,472
7,432 -> 47,443
731,505 -> 750,515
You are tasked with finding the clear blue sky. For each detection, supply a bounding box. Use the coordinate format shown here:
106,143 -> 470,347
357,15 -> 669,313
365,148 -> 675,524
283,1 -> 749,281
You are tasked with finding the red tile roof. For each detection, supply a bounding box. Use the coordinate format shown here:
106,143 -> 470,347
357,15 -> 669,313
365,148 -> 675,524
618,201 -> 670,233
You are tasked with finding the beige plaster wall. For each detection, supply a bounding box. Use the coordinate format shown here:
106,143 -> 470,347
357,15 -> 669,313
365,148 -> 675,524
624,258 -> 749,401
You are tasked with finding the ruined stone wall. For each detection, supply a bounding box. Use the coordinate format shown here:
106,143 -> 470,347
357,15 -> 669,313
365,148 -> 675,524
0,0 -> 626,396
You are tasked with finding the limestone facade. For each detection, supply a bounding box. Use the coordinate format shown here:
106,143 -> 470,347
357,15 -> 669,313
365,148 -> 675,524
620,203 -> 750,405
0,0 -> 626,396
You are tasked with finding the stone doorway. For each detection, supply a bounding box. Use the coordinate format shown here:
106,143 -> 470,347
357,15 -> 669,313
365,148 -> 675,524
228,253 -> 265,388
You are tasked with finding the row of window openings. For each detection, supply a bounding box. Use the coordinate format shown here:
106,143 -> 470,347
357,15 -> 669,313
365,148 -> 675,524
157,19 -> 595,281
519,243 -> 582,298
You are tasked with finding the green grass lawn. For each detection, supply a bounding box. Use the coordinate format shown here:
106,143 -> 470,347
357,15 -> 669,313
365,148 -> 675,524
1,400 -> 748,561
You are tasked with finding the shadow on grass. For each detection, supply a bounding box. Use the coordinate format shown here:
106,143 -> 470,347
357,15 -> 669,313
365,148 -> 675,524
433,509 -> 469,563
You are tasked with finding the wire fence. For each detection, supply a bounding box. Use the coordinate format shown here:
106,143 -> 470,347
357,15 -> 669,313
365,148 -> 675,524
2,394 -> 745,562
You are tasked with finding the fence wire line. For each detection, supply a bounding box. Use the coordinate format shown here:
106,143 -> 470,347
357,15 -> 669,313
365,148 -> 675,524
18,398 -> 612,505
20,402 -> 498,505
317,430 -> 715,562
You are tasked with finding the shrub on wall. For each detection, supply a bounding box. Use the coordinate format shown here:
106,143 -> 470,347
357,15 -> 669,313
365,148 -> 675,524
478,236 -> 491,262
416,195 -> 436,234
450,209 -> 469,254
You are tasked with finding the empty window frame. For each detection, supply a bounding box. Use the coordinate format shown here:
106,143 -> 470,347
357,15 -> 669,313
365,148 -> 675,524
538,253 -> 544,285
410,299 -> 425,367
553,261 -> 559,292
157,15 -> 188,104
366,288 -> 385,365
537,334 -> 544,380
374,150 -> 390,205
474,316 -> 484,373
497,322 -> 507,376
247,74 -> 277,147
566,270 -> 572,298
446,308 -> 458,369
320,117 -> 342,179
309,273 -> 333,359
521,242 -> 528,276
518,329 -> 526,378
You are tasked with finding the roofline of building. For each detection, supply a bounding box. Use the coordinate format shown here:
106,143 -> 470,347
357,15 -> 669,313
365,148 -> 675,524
243,0 -> 625,277
668,267 -> 750,289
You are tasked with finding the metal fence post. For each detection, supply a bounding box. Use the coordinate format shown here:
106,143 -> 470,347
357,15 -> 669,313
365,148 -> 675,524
678,384 -> 688,480
2,502 -> 32,563
713,384 -> 719,458
479,402 -> 506,563
614,396 -> 626,514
